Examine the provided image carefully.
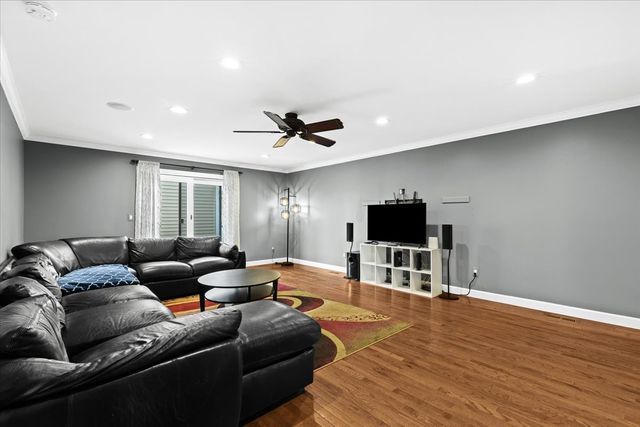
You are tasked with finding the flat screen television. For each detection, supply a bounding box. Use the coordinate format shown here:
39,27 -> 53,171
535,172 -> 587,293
367,203 -> 427,245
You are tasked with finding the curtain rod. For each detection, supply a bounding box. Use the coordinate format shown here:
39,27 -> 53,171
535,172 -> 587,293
130,160 -> 242,175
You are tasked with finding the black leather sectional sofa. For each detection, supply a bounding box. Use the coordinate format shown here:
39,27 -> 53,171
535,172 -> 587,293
11,235 -> 246,301
0,246 -> 321,426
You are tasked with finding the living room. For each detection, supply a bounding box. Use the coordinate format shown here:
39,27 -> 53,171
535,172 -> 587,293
1,1 -> 639,426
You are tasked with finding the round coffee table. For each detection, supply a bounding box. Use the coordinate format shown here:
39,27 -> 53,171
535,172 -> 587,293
197,269 -> 281,311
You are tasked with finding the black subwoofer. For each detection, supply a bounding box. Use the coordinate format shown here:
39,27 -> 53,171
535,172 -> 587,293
345,251 -> 360,281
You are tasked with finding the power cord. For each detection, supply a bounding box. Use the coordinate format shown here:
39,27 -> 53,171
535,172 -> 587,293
446,249 -> 478,296
462,274 -> 477,296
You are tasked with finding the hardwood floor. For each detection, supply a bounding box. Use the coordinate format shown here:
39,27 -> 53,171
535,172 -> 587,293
248,264 -> 640,426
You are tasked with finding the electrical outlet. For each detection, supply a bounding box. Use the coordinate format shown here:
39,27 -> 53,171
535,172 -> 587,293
473,268 -> 478,277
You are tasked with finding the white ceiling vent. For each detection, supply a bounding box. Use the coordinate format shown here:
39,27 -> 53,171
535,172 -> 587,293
23,1 -> 57,22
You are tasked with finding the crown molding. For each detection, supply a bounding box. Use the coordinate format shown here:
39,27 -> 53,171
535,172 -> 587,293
285,95 -> 640,173
0,37 -> 30,138
27,134 -> 288,173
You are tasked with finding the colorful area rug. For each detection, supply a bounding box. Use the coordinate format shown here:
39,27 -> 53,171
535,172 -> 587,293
163,283 -> 411,370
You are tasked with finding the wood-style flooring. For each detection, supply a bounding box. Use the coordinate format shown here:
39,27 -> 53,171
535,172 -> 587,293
248,264 -> 640,426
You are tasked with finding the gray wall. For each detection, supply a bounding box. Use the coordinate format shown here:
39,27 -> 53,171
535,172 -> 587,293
24,142 -> 287,261
0,85 -> 24,261
288,107 -> 640,318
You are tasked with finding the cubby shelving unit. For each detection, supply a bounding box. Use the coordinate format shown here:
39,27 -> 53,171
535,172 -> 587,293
360,243 -> 442,298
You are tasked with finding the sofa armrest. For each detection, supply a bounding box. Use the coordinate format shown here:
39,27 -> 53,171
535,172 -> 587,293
219,243 -> 245,269
0,340 -> 242,427
0,310 -> 242,411
235,251 -> 246,269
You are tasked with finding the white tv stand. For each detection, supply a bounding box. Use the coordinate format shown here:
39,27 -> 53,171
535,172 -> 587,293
360,243 -> 442,298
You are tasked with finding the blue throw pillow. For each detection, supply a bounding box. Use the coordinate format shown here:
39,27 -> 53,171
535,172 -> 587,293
57,264 -> 140,296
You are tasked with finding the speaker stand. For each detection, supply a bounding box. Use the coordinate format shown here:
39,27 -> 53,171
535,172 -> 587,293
439,248 -> 459,300
439,291 -> 459,300
276,261 -> 294,267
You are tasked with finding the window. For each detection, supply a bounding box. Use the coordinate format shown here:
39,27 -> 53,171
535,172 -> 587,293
159,169 -> 222,238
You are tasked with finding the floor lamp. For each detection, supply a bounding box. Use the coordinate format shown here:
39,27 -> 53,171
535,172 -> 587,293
277,187 -> 300,267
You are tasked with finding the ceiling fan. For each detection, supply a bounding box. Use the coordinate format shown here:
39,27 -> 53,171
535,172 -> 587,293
234,111 -> 344,148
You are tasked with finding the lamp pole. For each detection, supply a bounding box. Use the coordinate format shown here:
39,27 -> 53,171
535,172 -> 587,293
278,187 -> 294,266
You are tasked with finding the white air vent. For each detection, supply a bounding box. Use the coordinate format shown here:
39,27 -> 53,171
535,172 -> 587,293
23,1 -> 57,22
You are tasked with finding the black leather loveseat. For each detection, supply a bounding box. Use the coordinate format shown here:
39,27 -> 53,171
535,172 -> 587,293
11,235 -> 246,301
0,254 -> 320,426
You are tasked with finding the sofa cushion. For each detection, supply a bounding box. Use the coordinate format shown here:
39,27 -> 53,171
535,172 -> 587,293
62,285 -> 159,314
0,276 -> 66,327
63,237 -> 129,268
63,299 -> 174,355
57,264 -> 140,296
134,261 -> 193,282
11,240 -> 80,276
186,256 -> 235,276
225,300 -> 321,374
128,238 -> 176,263
72,309 -> 241,363
0,295 -> 69,361
0,276 -> 54,306
175,236 -> 221,260
13,253 -> 60,280
1,263 -> 62,302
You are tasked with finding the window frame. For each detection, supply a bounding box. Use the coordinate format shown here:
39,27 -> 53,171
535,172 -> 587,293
159,169 -> 223,237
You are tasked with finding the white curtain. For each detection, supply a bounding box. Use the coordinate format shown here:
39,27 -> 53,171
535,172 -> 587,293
134,161 -> 161,238
222,170 -> 240,246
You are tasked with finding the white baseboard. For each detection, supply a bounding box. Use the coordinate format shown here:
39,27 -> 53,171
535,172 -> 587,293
246,257 -> 346,273
439,284 -> 640,330
246,258 -> 285,267
290,258 -> 346,273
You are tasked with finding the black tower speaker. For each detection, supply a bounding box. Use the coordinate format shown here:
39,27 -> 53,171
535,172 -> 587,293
442,224 -> 453,250
346,222 -> 354,242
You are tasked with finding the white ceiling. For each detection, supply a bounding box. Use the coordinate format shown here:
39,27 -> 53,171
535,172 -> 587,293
1,1 -> 639,173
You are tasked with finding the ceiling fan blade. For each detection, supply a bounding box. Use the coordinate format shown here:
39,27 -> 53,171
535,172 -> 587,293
301,133 -> 336,147
233,130 -> 284,134
273,136 -> 291,148
263,111 -> 292,131
304,118 -> 344,134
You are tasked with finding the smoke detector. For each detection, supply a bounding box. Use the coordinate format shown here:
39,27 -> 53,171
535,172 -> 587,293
23,1 -> 58,22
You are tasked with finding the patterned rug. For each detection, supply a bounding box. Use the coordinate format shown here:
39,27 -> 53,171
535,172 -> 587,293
163,283 -> 411,370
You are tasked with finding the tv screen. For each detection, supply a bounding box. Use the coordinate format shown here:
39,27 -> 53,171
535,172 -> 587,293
367,203 -> 427,245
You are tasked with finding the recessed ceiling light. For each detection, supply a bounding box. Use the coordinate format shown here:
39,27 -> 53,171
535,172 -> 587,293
106,101 -> 133,111
169,105 -> 188,115
260,154 -> 270,159
220,57 -> 241,70
375,116 -> 389,126
516,73 -> 537,85
139,133 -> 153,140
